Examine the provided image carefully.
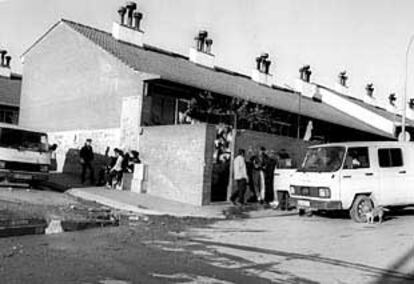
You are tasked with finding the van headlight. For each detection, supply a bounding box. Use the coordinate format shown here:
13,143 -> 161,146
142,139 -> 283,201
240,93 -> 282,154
318,187 -> 331,198
0,161 -> 5,169
40,165 -> 49,172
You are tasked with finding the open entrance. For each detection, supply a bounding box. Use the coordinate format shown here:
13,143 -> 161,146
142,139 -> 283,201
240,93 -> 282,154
211,124 -> 232,202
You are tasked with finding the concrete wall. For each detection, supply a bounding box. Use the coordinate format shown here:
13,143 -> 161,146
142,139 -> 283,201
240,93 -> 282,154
20,22 -> 145,133
139,124 -> 215,206
235,129 -> 313,167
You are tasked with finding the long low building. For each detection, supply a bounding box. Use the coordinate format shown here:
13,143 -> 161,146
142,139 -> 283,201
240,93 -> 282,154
19,3 -> 414,205
0,50 -> 21,125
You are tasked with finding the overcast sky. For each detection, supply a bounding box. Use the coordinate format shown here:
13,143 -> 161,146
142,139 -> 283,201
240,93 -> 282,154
1,0 -> 414,109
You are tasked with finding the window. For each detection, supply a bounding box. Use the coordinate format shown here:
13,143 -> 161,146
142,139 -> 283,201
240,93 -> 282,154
378,148 -> 403,168
0,109 -> 18,124
343,147 -> 370,169
300,146 -> 345,172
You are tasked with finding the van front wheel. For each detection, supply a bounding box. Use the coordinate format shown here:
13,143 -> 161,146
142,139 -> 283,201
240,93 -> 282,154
350,195 -> 373,223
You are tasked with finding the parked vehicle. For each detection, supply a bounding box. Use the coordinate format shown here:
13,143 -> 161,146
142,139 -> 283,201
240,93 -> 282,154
0,123 -> 50,186
289,141 -> 414,222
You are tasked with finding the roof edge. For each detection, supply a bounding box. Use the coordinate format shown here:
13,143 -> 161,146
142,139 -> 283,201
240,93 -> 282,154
21,19 -> 65,58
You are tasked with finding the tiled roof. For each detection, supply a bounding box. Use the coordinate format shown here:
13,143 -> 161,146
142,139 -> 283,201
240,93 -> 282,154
0,74 -> 21,107
38,19 -> 395,138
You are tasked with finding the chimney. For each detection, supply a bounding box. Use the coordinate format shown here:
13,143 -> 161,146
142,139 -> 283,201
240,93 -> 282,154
117,6 -> 127,25
339,71 -> 348,87
251,52 -> 273,86
366,83 -> 374,97
363,83 -> 376,105
189,30 -> 215,68
205,38 -> 213,54
295,65 -> 319,99
112,2 -> 144,47
125,1 -> 137,27
133,11 -> 143,31
406,98 -> 414,119
299,65 -> 312,82
334,71 -> 350,96
0,50 -> 11,78
0,50 -> 6,66
389,93 -> 396,106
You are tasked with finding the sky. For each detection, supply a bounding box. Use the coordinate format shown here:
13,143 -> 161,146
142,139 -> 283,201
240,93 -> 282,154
1,0 -> 414,109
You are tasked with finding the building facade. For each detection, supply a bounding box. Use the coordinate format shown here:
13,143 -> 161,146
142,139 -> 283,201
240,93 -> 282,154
19,3 -> 412,205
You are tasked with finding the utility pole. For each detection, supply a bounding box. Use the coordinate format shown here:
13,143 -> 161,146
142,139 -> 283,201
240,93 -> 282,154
402,35 -> 414,141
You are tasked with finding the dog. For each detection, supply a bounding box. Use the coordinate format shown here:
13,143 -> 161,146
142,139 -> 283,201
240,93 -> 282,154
365,206 -> 389,224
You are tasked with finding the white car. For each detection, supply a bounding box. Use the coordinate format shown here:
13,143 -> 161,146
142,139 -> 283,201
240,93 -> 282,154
289,141 -> 414,222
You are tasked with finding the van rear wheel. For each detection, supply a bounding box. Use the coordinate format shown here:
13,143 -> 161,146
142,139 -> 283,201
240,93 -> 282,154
350,195 -> 373,223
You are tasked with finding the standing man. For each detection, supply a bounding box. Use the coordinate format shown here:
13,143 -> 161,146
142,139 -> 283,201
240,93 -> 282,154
80,139 -> 95,184
258,146 -> 271,203
231,149 -> 248,205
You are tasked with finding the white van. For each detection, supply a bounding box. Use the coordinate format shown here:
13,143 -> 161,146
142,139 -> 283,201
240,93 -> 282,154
289,141 -> 414,222
0,123 -> 50,186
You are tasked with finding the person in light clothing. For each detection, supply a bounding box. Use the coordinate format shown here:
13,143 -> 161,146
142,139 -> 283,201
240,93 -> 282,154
107,148 -> 124,189
231,149 -> 248,205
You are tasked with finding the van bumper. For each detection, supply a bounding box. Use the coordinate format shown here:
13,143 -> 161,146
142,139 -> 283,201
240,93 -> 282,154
290,197 -> 343,210
0,170 -> 48,183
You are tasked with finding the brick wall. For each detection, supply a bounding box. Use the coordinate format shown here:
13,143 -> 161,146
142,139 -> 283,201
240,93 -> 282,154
139,124 -> 214,206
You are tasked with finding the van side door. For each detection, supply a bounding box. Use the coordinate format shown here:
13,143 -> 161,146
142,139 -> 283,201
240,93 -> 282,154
377,147 -> 405,205
340,147 -> 378,209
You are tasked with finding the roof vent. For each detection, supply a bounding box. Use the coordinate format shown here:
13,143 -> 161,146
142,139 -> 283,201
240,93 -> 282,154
112,1 -> 144,47
0,49 -> 11,78
251,53 -> 273,86
189,30 -> 215,68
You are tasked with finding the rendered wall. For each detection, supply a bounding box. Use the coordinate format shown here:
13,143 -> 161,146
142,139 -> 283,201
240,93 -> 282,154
48,128 -> 120,175
139,124 -> 215,206
20,23 -> 144,133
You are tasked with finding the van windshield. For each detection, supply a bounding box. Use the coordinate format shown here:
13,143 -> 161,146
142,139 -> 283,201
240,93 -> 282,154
0,127 -> 48,152
299,146 -> 345,172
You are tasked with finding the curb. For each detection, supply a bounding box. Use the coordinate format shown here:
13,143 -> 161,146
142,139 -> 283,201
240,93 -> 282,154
67,189 -> 226,219
67,189 -> 166,216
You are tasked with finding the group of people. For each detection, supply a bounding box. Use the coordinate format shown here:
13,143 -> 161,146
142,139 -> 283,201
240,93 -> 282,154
231,146 -> 291,206
79,139 -> 141,189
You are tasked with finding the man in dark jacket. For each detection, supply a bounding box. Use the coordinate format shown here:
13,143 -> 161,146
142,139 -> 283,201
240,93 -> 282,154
80,139 -> 95,184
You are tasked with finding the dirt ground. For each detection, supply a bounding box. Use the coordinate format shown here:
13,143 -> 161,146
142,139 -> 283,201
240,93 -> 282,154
0,188 -> 116,223
182,209 -> 414,284
0,215 -> 266,284
1,188 -> 414,283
